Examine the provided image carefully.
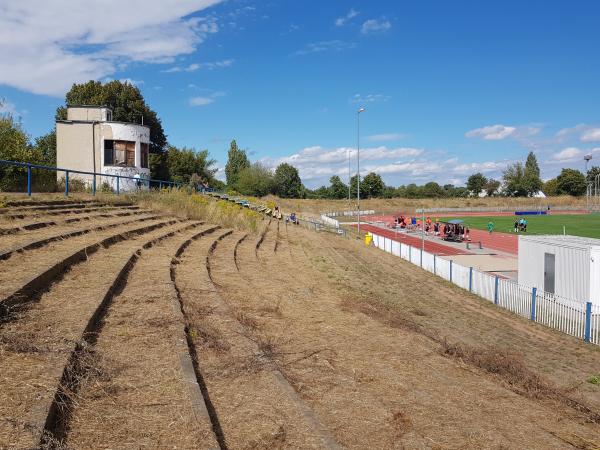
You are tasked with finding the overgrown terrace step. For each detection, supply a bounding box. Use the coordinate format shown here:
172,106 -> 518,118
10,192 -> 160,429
0,213 -> 161,260
0,204 -> 141,220
0,217 -> 182,316
0,208 -> 153,236
0,221 -> 212,449
0,202 -> 102,214
175,231 -> 342,450
3,199 -> 121,208
56,224 -> 221,448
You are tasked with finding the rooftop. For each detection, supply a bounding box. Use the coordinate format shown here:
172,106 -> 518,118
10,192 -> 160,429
519,234 -> 600,249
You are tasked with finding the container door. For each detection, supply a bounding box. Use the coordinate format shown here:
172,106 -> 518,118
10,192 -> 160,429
544,252 -> 555,293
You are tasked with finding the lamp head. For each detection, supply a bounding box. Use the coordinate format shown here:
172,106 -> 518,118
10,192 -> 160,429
358,107 -> 365,113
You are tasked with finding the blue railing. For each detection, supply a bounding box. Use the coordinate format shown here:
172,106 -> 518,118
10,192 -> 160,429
0,159 -> 214,196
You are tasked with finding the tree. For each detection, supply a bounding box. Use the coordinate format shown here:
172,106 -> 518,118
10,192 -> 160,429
235,163 -> 274,197
502,162 -> 528,197
361,172 -> 385,198
273,163 -> 302,198
224,139 -> 250,187
484,178 -> 501,196
57,80 -> 166,154
166,146 -> 217,185
422,181 -> 445,198
543,177 -> 558,197
587,166 -> 600,183
32,130 -> 56,165
328,176 -> 348,199
0,112 -> 32,191
523,152 -> 543,195
466,172 -> 487,196
556,168 -> 587,196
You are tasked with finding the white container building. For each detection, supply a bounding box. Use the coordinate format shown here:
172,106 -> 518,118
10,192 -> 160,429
518,235 -> 600,305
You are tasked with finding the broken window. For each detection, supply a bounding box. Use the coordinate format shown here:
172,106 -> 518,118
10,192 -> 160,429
140,143 -> 149,168
104,140 -> 136,167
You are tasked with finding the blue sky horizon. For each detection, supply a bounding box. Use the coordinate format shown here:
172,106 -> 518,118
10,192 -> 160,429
1,0 -> 599,188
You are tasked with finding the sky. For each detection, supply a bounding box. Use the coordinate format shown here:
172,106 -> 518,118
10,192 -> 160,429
1,0 -> 600,188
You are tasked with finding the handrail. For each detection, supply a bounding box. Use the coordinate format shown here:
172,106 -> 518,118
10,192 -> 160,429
0,159 -> 213,197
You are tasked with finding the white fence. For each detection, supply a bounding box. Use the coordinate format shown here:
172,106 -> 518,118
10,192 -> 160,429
370,232 -> 600,346
320,214 -> 340,228
325,209 -> 375,217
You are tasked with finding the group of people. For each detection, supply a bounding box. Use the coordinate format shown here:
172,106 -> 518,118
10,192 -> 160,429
514,218 -> 528,232
394,215 -> 470,241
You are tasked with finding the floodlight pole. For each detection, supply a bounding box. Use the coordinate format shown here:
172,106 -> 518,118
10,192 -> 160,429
357,107 -> 365,235
348,148 -> 351,202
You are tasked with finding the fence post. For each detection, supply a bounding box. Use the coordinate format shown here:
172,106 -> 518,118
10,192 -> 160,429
27,165 -> 32,196
494,276 -> 499,305
433,254 -> 436,275
584,302 -> 592,343
116,176 -> 120,195
159,180 -> 163,190
65,171 -> 69,197
531,287 -> 537,321
409,245 -> 412,262
420,249 -> 423,267
449,260 -> 453,282
469,267 -> 473,292
92,175 -> 96,196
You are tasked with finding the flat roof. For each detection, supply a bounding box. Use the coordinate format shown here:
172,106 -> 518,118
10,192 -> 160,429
519,234 -> 600,249
67,105 -> 112,110
56,119 -> 150,129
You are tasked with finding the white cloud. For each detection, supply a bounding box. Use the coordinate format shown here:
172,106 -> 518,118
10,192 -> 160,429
361,18 -> 392,34
294,40 -> 356,56
352,93 -> 391,103
465,124 -> 517,140
0,1 -> 223,96
581,128 -> 600,142
188,91 -> 225,106
551,147 -> 582,162
164,58 -> 234,73
335,8 -> 359,27
367,133 -> 406,142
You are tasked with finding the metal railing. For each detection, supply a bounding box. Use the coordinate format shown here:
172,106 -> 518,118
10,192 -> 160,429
0,159 -> 212,196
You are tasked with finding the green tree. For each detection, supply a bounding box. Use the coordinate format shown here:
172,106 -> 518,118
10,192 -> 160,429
543,177 -> 558,196
235,163 -> 274,196
32,130 -> 56,165
361,172 -> 385,198
586,166 -> 600,183
466,172 -> 487,196
0,112 -> 32,190
57,80 -> 166,154
502,162 -> 528,196
523,152 -> 543,195
484,178 -> 501,196
328,175 -> 348,199
224,139 -> 250,187
273,163 -> 302,198
166,146 -> 217,185
556,168 -> 587,196
422,181 -> 445,198
405,183 -> 421,198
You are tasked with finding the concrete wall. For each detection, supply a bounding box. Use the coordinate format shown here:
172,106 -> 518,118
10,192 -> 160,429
67,107 -> 110,122
56,121 -> 100,184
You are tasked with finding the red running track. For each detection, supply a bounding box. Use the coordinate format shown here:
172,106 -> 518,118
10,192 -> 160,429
357,224 -> 471,256
468,229 -> 518,255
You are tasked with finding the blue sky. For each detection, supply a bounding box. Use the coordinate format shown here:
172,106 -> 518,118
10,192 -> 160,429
1,0 -> 600,187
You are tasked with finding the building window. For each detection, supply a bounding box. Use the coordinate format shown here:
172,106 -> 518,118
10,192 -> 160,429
140,143 -> 149,168
104,139 -> 135,167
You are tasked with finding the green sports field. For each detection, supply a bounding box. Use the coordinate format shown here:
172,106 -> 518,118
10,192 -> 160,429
440,213 -> 600,239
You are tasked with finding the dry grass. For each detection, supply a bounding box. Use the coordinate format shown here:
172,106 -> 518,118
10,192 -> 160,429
135,189 -> 264,232
264,194 -> 585,216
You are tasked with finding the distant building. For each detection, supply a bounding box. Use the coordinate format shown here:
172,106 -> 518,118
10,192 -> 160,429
56,106 -> 150,191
